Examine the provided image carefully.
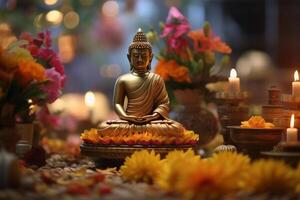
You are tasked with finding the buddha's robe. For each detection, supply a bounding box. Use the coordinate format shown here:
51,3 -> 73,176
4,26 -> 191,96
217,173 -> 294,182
98,72 -> 185,136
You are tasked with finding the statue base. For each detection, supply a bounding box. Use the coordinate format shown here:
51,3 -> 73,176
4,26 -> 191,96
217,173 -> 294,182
80,143 -> 198,168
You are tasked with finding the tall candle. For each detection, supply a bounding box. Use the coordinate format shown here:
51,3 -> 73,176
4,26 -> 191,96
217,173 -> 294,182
85,91 -> 95,119
228,68 -> 240,94
292,70 -> 300,98
287,114 -> 298,142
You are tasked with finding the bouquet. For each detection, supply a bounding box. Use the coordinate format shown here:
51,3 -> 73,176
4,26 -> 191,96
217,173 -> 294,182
147,7 -> 232,104
0,30 -> 65,126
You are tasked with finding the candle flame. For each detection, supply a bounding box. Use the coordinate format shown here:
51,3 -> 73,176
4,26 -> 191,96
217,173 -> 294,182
294,70 -> 299,81
85,91 -> 95,108
230,68 -> 237,78
290,114 -> 295,128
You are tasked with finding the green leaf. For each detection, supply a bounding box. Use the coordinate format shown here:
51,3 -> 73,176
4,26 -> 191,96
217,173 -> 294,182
6,40 -> 29,52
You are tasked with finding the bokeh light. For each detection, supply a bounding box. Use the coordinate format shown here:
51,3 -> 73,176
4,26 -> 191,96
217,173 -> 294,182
63,11 -> 80,29
44,0 -> 58,6
102,0 -> 119,18
46,10 -> 63,25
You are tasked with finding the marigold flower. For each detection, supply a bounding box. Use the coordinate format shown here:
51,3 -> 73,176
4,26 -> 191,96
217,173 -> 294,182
155,59 -> 191,83
179,161 -> 232,200
241,159 -> 297,195
17,59 -> 46,86
241,116 -> 274,128
208,152 -> 250,192
156,149 -> 201,192
120,150 -> 163,183
188,29 -> 231,54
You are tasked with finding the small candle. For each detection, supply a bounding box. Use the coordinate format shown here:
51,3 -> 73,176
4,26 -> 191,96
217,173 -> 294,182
287,114 -> 298,142
228,68 -> 240,94
85,91 -> 95,119
292,70 -> 300,98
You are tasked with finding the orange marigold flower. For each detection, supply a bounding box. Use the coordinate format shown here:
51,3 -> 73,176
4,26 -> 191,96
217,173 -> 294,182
155,60 -> 170,80
170,66 -> 191,83
188,29 -> 231,54
17,59 -> 46,86
155,59 -> 191,83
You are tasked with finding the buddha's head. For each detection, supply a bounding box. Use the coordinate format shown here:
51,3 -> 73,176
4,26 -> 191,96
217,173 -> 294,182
128,28 -> 153,72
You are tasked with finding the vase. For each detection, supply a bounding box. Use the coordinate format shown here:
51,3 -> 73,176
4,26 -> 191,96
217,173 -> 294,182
0,126 -> 20,153
173,89 -> 219,146
15,123 -> 34,158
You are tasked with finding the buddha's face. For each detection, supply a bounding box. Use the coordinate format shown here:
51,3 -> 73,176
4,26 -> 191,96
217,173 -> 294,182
128,48 -> 153,71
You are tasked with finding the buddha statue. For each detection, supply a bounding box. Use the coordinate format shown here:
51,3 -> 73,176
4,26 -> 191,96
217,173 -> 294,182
98,28 -> 185,136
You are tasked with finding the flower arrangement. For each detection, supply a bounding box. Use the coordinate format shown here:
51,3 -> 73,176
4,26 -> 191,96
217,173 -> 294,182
0,30 -> 65,126
80,128 -> 198,146
147,7 -> 231,103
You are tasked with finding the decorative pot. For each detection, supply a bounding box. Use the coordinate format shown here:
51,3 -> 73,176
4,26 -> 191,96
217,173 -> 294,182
0,150 -> 21,188
15,123 -> 34,158
173,89 -> 219,146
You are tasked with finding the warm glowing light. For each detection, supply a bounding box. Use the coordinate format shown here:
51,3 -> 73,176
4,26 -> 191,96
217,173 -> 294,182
44,0 -> 58,5
28,99 -> 33,104
102,0 -> 119,18
58,35 -> 75,63
85,91 -> 95,108
294,70 -> 299,81
63,11 -> 80,29
290,114 -> 295,128
46,10 -> 63,24
230,68 -> 237,78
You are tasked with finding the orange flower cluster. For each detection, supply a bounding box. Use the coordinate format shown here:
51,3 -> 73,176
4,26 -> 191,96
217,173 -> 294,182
241,116 -> 275,128
188,29 -> 232,54
81,129 -> 198,146
17,59 -> 46,86
41,137 -> 80,156
155,59 -> 191,83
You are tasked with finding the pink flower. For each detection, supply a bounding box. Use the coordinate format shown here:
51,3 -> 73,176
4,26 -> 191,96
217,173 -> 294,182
37,106 -> 61,129
43,68 -> 64,103
161,6 -> 190,52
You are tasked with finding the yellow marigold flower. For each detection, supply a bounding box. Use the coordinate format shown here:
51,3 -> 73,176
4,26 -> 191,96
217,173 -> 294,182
80,128 -> 99,143
0,50 -> 18,70
120,150 -> 163,184
208,152 -> 250,192
241,159 -> 297,195
178,161 -> 232,200
156,149 -> 201,192
17,59 -> 46,86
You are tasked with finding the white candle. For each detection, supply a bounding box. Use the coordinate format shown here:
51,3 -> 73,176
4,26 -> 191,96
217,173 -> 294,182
85,91 -> 95,119
287,114 -> 298,142
292,70 -> 300,98
228,68 -> 240,94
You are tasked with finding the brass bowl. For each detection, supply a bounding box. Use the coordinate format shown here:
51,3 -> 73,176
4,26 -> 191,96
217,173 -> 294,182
261,151 -> 300,167
228,126 -> 284,158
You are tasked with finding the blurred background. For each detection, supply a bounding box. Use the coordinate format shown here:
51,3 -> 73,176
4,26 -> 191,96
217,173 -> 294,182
1,0 -> 300,124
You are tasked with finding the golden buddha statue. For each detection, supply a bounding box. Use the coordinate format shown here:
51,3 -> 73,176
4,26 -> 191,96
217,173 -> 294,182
98,28 -> 185,136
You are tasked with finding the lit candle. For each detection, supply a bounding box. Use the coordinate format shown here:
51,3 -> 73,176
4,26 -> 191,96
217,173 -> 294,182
85,91 -> 95,119
287,114 -> 298,142
228,68 -> 240,94
292,70 -> 300,98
